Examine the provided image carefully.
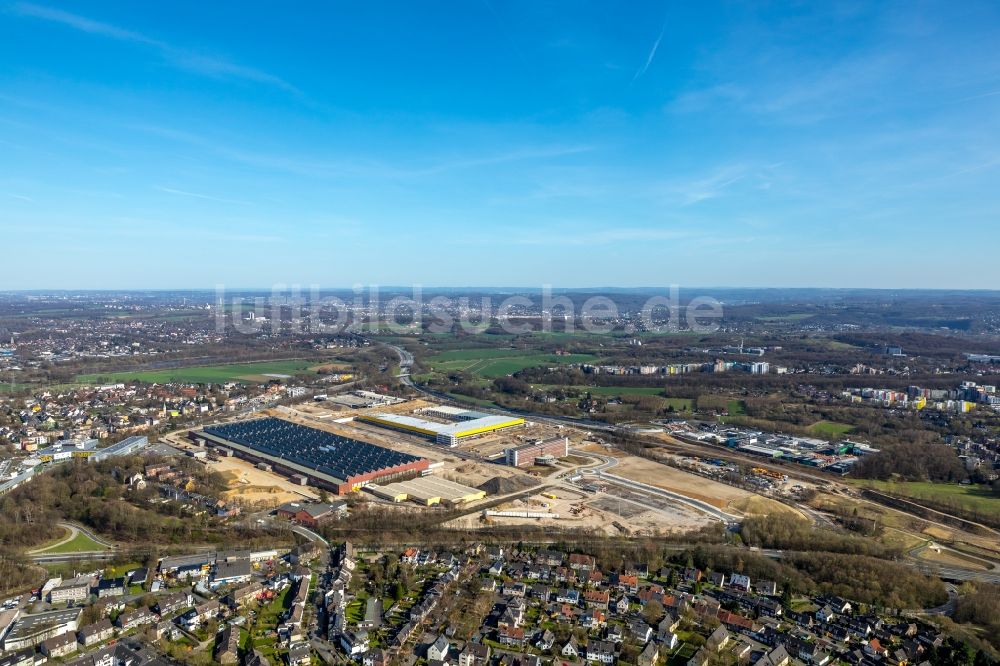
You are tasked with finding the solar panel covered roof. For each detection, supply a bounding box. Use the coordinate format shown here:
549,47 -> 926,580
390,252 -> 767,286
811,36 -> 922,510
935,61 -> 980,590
202,417 -> 424,482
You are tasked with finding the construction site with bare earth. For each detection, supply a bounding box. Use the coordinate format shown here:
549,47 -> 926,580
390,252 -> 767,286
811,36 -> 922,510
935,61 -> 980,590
160,391 -> 814,535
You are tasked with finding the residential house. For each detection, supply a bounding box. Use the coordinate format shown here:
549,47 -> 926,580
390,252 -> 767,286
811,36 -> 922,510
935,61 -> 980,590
587,639 -> 616,664
498,626 -> 525,648
41,633 -> 77,659
95,577 -> 126,599
561,638 -> 580,659
629,620 -> 653,644
155,591 -> 192,616
288,641 -> 311,666
638,642 -> 659,666
76,619 -> 114,647
116,607 -> 155,631
339,630 -> 368,657
428,635 -> 450,661
214,626 -> 240,665
617,574 -> 639,595
584,589 -> 610,610
363,650 -> 387,666
754,645 -> 791,666
458,643 -> 491,666
707,625 -> 731,652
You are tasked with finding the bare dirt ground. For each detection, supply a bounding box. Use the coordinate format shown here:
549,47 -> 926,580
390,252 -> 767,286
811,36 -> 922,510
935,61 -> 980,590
594,448 -> 750,509
442,489 -> 712,536
209,456 -> 318,507
729,495 -> 806,519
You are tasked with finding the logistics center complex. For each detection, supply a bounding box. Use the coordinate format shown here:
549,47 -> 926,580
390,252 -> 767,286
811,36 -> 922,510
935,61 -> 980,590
356,406 -> 525,446
193,418 -> 430,495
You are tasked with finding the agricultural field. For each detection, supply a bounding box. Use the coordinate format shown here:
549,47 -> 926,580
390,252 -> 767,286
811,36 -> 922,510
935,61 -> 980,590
809,420 -> 855,436
77,358 -> 332,384
852,479 -> 1000,516
426,348 -> 597,378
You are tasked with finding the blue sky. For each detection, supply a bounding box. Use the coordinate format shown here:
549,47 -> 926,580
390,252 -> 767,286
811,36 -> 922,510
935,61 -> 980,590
1,1 -> 999,289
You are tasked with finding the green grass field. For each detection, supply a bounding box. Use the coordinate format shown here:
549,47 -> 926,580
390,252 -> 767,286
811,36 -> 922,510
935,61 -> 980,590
822,339 -> 861,350
810,420 -> 855,436
726,399 -> 746,415
428,350 -> 597,378
104,562 -> 141,578
852,480 -> 1000,516
36,530 -> 109,554
579,386 -> 665,396
77,359 -> 325,384
541,385 -> 693,409
532,384 -> 664,397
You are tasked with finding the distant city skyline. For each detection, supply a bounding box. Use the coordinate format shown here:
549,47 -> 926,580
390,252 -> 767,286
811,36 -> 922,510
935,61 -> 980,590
2,1 -> 999,289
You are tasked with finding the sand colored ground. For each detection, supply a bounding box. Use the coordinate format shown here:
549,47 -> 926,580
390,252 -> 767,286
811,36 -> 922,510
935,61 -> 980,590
729,494 -> 806,519
599,450 -> 750,509
209,456 -> 318,508
443,489 -> 712,536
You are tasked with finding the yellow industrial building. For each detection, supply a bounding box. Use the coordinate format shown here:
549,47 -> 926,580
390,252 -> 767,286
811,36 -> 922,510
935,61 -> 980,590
357,411 -> 525,446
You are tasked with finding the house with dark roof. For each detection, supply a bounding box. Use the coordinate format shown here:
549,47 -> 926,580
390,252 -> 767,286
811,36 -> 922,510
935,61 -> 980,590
587,639 -> 616,664
213,626 -> 239,665
41,632 -> 77,658
76,618 -> 114,647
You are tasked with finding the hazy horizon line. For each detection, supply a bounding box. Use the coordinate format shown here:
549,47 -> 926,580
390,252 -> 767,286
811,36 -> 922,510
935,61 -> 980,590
3,286 -> 1000,294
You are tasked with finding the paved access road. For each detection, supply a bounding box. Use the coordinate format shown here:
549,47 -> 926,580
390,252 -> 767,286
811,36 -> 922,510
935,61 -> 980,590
28,522 -> 115,562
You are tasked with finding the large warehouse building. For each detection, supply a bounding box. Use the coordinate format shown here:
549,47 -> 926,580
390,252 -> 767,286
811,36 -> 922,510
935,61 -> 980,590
367,476 -> 486,507
193,418 -> 430,495
504,436 -> 570,467
357,410 -> 525,446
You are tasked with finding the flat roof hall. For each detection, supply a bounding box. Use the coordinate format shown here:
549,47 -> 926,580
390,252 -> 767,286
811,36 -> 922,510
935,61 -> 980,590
193,417 -> 430,494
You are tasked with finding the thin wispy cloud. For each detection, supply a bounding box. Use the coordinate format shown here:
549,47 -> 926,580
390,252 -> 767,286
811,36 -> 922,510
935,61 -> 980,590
9,2 -> 299,94
135,124 -> 592,180
2,192 -> 34,202
467,226 -> 698,247
632,21 -> 667,83
667,166 -> 750,205
155,186 -> 253,206
955,89 -> 1000,103
411,145 -> 594,177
